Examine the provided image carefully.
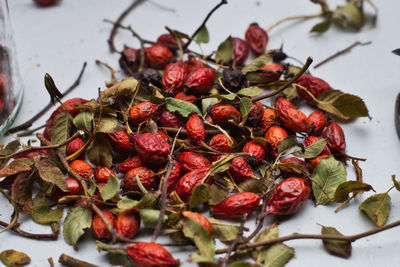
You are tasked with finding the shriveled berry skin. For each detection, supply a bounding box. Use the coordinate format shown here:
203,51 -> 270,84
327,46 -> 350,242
275,97 -> 308,133
106,130 -> 133,153
280,157 -> 306,178
129,102 -> 159,126
175,92 -> 196,104
182,211 -> 213,235
123,166 -> 155,191
222,69 -> 246,92
117,156 -> 144,174
34,0 -> 60,7
260,108 -> 276,133
209,134 -> 235,153
132,133 -> 171,165
308,154 -> 329,172
158,108 -> 186,128
119,47 -> 140,75
185,67 -> 216,94
92,209 -> 115,241
69,160 -> 93,179
307,110 -> 327,136
66,137 -> 84,157
259,64 -> 284,82
264,125 -> 289,157
296,74 -> 331,106
126,242 -> 179,267
162,61 -> 187,94
184,56 -> 205,74
175,168 -> 212,202
212,192 -> 261,219
145,44 -> 173,69
304,136 -> 331,156
136,68 -> 162,92
157,33 -> 183,51
116,208 -> 140,239
231,37 -> 249,65
165,161 -> 182,194
95,166 -> 115,183
210,104 -> 241,127
228,157 -> 254,183
323,121 -> 346,153
266,177 -> 310,215
177,152 -> 211,173
242,140 -> 266,166
186,113 -> 205,145
245,23 -> 268,56
248,101 -> 264,126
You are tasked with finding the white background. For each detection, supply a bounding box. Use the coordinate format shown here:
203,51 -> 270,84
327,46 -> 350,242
1,0 -> 400,266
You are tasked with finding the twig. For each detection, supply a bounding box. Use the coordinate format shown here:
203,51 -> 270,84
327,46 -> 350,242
314,41 -> 372,69
48,257 -> 55,267
8,62 -> 87,134
266,12 -> 323,33
159,127 -> 220,136
95,60 -> 117,87
16,123 -> 46,137
252,56 -> 313,102
220,213 -> 247,267
183,0 -> 228,50
0,220 -> 58,240
107,0 -> 147,53
216,218 -> 400,254
58,253 -> 99,267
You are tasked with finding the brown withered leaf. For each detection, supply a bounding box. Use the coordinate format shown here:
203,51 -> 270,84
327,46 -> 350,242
277,162 -> 309,177
0,140 -> 20,169
102,77 -> 139,100
11,172 -> 33,214
334,181 -> 373,202
321,225 -> 352,258
87,134 -> 113,167
359,193 -> 391,227
391,175 -> 400,191
0,249 -> 31,267
34,157 -> 68,192
0,158 -> 34,178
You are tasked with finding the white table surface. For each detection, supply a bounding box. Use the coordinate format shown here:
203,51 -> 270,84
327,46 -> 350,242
1,0 -> 400,266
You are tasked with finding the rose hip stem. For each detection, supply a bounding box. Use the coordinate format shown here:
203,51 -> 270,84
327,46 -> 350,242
0,219 -> 58,240
58,253 -> 99,267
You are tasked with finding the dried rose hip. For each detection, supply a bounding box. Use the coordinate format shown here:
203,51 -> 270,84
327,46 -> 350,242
186,113 -> 205,145
175,168 -> 212,202
266,177 -> 311,215
280,157 -> 306,178
264,125 -> 289,157
94,166 -> 115,183
106,130 -> 133,153
175,92 -> 196,104
33,0 -> 60,6
145,44 -> 173,69
242,140 -> 266,166
48,98 -> 89,122
322,121 -> 346,153
210,104 -> 241,127
184,56 -> 205,74
308,154 -> 330,172
116,208 -> 140,239
212,192 -> 261,219
228,157 -> 254,183
123,166 -> 155,191
222,69 -> 246,92
209,133 -> 235,153
66,137 -> 84,156
69,159 -> 93,179
177,151 -> 211,173
247,101 -> 264,126
259,64 -> 284,82
119,47 -> 140,74
275,97 -> 308,133
245,23 -> 268,56
126,242 -> 179,267
137,68 -> 162,92
185,67 -> 216,94
157,33 -> 183,51
182,211 -> 213,235
158,108 -> 186,128
92,209 -> 115,241
296,74 -> 331,106
162,61 -> 187,94
307,110 -> 327,136
231,37 -> 249,65
117,156 -> 144,174
304,136 -> 331,156
260,108 -> 276,132
51,177 -> 83,200
129,102 -> 159,126
132,133 -> 171,165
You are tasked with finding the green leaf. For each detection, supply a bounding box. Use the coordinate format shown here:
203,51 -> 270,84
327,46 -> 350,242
117,198 -> 138,210
209,177 -> 229,205
392,175 -> 400,191
316,90 -> 370,120
11,172 -> 32,214
0,158 -> 33,177
242,54 -> 273,74
35,157 -> 68,192
98,115 -> 118,133
103,77 -> 139,99
215,37 -> 234,64
202,97 -> 218,114
334,181 -> 373,202
50,111 -> 73,155
278,136 -> 299,154
312,156 -> 347,205
99,174 -> 119,201
73,111 -> 93,133
165,97 -> 202,117
136,192 -> 160,208
86,178 -> 97,196
321,225 -> 352,258
63,205 -> 92,246
195,26 -> 210,44
237,87 -> 263,97
0,140 -> 20,169
140,208 -> 167,229
210,154 -> 237,176
208,218 -> 240,242
238,179 -> 268,194
0,249 -> 31,267
310,20 -> 331,33
252,224 -> 279,263
359,193 -> 391,227
189,184 -> 212,209
87,134 -> 113,167
292,138 -> 328,159
335,3 -> 364,30
96,241 -> 130,267
239,97 -> 253,126
263,244 -> 295,267
227,262 -> 255,267
214,93 -> 237,101
182,218 -> 215,262
31,205 -> 63,225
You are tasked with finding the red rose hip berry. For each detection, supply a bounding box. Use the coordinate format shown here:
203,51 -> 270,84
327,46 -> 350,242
92,209 -> 115,241
212,192 -> 261,219
123,166 -> 155,191
145,44 -> 173,69
307,110 -> 327,136
126,242 -> 179,267
322,121 -> 346,153
185,67 -> 216,94
162,61 -> 187,94
186,113 -> 205,145
129,102 -> 158,126
116,208 -> 141,239
245,23 -> 268,56
132,133 -> 171,165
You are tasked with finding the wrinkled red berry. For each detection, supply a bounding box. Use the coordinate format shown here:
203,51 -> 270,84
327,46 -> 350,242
69,160 -> 93,179
264,125 -> 289,157
126,242 -> 179,267
182,211 -> 213,235
106,130 -> 133,153
231,37 -> 249,65
259,64 -> 284,82
95,166 -> 115,183
66,137 -> 85,157
245,23 -> 268,56
175,168 -> 212,202
116,208 -> 140,239
228,157 -> 254,183
212,192 -> 261,219
164,161 -> 182,194
209,134 -> 235,153
260,108 -> 276,133
33,0 -> 60,6
307,110 -> 327,136
210,104 -> 241,127
162,61 -> 187,94
296,74 -> 331,106
247,101 -> 264,126
242,140 -> 266,166
177,152 -> 211,173
145,44 -> 173,69
92,209 -> 115,241
119,47 -> 140,74
186,113 -> 205,145
275,97 -> 308,133
175,92 -> 197,104
123,166 -> 155,191
117,156 -> 144,174
158,108 -> 186,128
322,121 -> 346,153
184,56 -> 205,74
157,34 -> 183,51
132,133 -> 171,165
185,68 -> 216,94
129,102 -> 159,126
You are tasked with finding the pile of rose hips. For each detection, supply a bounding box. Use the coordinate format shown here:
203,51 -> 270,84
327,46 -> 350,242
1,22 -> 347,266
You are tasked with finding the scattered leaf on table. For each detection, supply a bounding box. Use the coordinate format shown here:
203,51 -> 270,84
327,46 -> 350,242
165,97 -> 202,117
32,205 -> 63,225
334,181 -> 373,202
63,205 -> 92,246
182,218 -> 215,262
99,174 -> 119,201
359,193 -> 391,227
292,138 -> 327,159
321,225 -> 352,258
0,249 -> 31,267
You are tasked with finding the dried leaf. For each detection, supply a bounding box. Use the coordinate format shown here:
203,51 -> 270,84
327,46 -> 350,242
96,241 -> 130,267
73,111 -> 93,133
215,37 -> 234,64
87,134 -> 113,167
165,97 -> 202,117
201,97 -> 218,114
140,208 -> 167,229
252,224 -> 279,263
278,136 -> 299,154
209,176 -> 229,205
277,161 -> 309,177
321,225 -> 352,258
196,26 -> 209,44
189,184 -> 212,209
117,198 -> 138,210
0,140 -> 20,169
98,115 -> 118,133
35,157 -> 68,192
237,87 -> 263,97
102,77 -> 139,99
262,244 -> 295,267
50,111 -> 73,155
0,249 -> 31,267
0,158 -> 33,178
359,193 -> 390,227
31,205 -> 63,225
99,174 -> 119,201
310,20 -> 331,33
63,205 -> 92,246
214,93 -> 237,101
292,138 -> 328,159
239,97 -> 253,126
208,218 -> 240,243
335,3 -> 364,30
238,179 -> 268,194
242,54 -> 273,74
11,172 -> 32,214
334,181 -> 373,202
391,175 -> 400,191
44,73 -> 63,104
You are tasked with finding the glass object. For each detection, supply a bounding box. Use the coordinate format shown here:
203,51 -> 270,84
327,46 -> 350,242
0,0 -> 23,135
